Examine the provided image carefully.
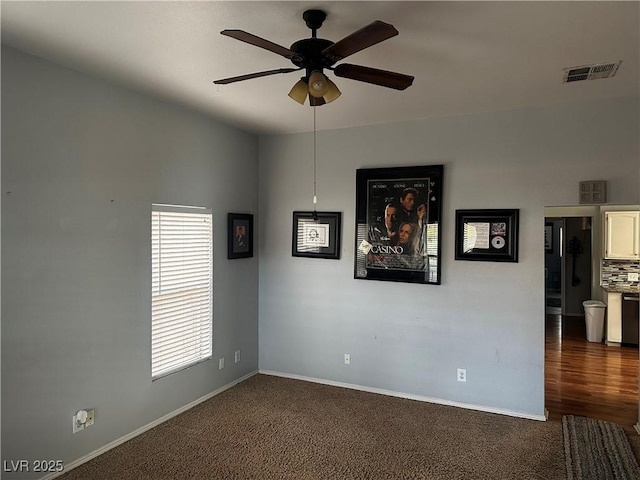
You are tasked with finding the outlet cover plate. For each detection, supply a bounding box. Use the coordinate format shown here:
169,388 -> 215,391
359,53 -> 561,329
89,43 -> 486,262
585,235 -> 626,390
86,409 -> 95,427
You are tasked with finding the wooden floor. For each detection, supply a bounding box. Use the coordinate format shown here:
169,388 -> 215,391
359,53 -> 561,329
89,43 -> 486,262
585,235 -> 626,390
545,313 -> 639,429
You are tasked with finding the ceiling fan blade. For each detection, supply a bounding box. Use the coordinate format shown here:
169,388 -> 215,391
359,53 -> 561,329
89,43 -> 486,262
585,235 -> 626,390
221,30 -> 299,60
214,68 -> 300,85
322,21 -> 398,64
333,63 -> 414,90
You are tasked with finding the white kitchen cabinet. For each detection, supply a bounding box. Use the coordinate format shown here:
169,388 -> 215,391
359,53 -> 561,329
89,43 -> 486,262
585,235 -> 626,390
604,211 -> 640,259
605,291 -> 622,344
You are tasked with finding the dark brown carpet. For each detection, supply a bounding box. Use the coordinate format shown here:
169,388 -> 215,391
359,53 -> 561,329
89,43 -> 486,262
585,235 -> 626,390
57,374 -> 637,480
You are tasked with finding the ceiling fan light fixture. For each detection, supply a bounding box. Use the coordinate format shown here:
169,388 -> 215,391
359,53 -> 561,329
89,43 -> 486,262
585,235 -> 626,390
322,78 -> 341,104
288,78 -> 309,104
309,95 -> 326,107
308,70 -> 329,97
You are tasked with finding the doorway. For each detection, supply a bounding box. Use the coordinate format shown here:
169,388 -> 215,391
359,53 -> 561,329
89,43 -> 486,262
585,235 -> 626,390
544,207 -> 639,427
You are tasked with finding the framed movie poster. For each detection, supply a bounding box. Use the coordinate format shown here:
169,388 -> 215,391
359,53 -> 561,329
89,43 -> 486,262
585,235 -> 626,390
354,165 -> 443,284
292,211 -> 342,259
228,213 -> 253,259
455,209 -> 519,262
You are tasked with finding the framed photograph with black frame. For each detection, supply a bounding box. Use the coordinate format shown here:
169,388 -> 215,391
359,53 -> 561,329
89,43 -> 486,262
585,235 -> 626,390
455,209 -> 519,262
354,165 -> 444,284
292,211 -> 342,259
228,213 -> 253,259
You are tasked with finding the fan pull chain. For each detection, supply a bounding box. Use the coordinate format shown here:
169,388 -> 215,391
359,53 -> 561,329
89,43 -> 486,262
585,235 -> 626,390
312,106 -> 318,221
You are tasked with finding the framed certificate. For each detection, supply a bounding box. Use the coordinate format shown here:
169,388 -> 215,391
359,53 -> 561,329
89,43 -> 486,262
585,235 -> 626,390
455,209 -> 519,262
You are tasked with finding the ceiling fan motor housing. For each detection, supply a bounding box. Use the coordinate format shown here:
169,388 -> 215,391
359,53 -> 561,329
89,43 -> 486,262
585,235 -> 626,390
292,10 -> 337,77
290,38 -> 335,74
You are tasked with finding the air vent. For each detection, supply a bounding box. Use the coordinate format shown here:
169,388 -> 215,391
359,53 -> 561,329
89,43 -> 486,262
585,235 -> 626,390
579,180 -> 607,204
563,61 -> 621,83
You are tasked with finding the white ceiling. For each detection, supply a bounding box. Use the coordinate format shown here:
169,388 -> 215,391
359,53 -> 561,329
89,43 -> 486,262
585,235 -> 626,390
2,1 -> 638,135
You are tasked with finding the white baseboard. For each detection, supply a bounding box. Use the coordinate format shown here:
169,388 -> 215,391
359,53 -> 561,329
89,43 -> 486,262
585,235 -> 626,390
635,423 -> 640,435
260,370 -> 547,422
42,370 -> 258,480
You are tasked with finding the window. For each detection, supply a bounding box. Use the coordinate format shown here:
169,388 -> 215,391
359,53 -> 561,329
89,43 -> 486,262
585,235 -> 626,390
151,204 -> 213,379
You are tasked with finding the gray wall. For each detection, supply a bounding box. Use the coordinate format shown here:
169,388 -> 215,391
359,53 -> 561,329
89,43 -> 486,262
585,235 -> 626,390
2,46 -> 259,478
258,98 -> 640,418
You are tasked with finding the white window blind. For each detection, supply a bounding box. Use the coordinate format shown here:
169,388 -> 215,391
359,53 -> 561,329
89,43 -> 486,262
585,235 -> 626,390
151,204 -> 213,379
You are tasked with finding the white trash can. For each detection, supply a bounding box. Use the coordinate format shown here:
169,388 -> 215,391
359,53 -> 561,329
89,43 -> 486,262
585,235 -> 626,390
583,300 -> 606,343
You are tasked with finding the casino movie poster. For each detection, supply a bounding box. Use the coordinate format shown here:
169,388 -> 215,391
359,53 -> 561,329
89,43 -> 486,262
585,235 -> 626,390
354,166 -> 443,284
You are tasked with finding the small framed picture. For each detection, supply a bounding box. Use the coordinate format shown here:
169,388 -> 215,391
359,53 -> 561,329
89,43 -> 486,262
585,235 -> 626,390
292,211 -> 342,259
228,213 -> 253,259
455,209 -> 519,262
544,223 -> 553,253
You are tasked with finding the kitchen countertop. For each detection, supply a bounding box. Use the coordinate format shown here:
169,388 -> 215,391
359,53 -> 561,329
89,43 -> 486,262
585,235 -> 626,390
601,285 -> 640,294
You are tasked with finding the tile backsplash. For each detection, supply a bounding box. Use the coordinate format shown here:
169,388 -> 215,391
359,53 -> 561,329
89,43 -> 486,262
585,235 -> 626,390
601,260 -> 640,289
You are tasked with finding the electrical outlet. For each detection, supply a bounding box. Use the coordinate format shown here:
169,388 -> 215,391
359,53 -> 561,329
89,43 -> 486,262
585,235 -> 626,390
457,368 -> 467,382
86,409 -> 95,427
628,272 -> 639,282
344,353 -> 351,365
234,350 -> 241,363
219,358 -> 225,370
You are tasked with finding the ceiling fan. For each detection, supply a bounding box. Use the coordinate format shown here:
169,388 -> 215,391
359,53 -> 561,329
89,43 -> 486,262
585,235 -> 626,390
213,9 -> 414,106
